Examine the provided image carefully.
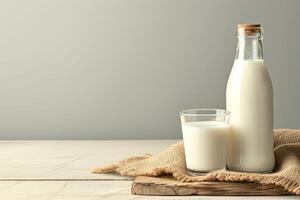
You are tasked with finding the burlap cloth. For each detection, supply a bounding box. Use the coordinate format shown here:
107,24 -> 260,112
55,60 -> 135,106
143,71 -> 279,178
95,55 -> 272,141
93,129 -> 300,195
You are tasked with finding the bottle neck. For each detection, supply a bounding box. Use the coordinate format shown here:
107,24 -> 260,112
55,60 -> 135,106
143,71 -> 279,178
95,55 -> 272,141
235,36 -> 263,60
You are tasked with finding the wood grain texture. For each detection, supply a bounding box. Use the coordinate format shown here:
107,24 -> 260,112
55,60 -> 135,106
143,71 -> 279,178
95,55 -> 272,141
0,140 -> 177,180
132,176 -> 293,196
0,181 -> 297,200
0,140 -> 297,199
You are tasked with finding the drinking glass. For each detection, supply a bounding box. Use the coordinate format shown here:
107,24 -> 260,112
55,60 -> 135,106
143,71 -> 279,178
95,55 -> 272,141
180,109 -> 230,174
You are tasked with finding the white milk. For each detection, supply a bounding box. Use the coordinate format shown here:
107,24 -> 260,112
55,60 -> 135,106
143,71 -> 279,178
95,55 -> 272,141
182,121 -> 229,172
226,59 -> 275,172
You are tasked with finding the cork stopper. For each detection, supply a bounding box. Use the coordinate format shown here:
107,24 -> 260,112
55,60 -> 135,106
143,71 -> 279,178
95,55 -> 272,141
237,24 -> 262,36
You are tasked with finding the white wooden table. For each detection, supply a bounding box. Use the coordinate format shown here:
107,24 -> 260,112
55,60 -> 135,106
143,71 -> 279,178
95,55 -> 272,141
0,140 -> 297,200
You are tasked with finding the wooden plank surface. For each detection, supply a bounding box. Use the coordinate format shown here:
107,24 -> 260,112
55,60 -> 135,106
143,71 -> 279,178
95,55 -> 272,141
0,181 -> 298,200
0,140 -> 297,199
132,176 -> 292,196
0,181 -> 132,200
0,140 -> 177,180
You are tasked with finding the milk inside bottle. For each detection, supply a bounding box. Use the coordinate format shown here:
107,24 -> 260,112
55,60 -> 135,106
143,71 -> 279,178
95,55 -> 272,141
226,24 -> 275,173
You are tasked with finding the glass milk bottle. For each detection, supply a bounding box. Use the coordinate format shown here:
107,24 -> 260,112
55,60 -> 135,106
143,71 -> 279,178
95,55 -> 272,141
226,24 -> 275,173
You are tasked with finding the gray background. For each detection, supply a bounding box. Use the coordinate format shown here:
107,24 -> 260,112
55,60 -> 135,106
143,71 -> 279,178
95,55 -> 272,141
0,0 -> 299,139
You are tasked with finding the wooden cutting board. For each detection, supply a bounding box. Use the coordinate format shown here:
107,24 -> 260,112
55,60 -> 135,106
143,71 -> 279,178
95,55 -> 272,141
131,176 -> 294,196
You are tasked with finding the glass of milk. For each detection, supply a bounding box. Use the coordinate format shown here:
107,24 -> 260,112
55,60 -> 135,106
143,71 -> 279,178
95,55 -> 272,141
180,109 -> 230,174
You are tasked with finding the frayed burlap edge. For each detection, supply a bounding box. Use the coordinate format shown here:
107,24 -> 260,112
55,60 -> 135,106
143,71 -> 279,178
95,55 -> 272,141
92,131 -> 300,195
93,158 -> 300,195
